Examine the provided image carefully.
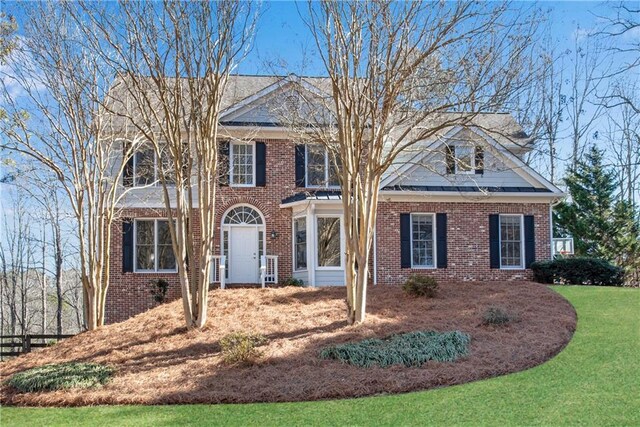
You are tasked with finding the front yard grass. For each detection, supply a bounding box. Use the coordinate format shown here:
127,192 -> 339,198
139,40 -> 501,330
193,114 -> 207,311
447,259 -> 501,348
2,286 -> 638,426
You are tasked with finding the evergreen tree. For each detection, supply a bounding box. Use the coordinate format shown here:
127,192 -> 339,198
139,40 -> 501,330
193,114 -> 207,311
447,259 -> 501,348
555,146 -> 640,285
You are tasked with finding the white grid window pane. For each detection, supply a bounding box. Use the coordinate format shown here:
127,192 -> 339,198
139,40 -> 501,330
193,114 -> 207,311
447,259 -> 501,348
411,215 -> 434,267
307,144 -> 326,186
135,220 -> 155,270
455,145 -> 474,173
231,143 -> 254,185
317,217 -> 340,267
294,217 -> 307,270
135,147 -> 155,186
223,206 -> 263,225
500,216 -> 522,267
157,220 -> 176,270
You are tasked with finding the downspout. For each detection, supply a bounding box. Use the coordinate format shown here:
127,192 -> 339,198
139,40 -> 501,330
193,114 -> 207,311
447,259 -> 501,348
373,226 -> 377,286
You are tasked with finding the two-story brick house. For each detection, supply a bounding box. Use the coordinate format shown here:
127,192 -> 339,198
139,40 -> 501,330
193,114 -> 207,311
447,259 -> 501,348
106,75 -> 563,323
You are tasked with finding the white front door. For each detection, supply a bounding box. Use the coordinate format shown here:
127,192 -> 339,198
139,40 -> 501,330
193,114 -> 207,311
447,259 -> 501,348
229,227 -> 259,283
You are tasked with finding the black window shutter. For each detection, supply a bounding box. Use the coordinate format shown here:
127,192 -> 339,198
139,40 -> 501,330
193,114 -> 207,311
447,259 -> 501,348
446,144 -> 455,175
123,141 -> 134,187
489,214 -> 500,269
436,213 -> 448,268
256,141 -> 266,186
524,215 -> 536,268
295,145 -> 305,187
400,213 -> 411,268
219,141 -> 229,186
475,146 -> 484,175
122,219 -> 134,273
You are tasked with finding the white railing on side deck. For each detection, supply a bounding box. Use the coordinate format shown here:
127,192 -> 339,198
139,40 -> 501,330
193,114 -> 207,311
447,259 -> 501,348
210,255 -> 226,289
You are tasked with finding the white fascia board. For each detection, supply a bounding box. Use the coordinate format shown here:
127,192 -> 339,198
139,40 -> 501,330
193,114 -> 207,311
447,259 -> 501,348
379,190 -> 564,204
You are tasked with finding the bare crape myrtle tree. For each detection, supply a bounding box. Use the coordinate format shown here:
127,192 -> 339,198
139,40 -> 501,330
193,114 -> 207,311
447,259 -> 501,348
77,1 -> 258,328
279,1 -> 546,324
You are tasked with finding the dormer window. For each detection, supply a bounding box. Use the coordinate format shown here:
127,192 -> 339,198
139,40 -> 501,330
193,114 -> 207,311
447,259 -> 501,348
306,144 -> 340,188
446,144 -> 484,175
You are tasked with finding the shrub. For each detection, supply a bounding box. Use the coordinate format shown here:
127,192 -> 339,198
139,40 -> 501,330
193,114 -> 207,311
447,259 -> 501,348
402,274 -> 438,297
7,363 -> 115,393
482,306 -> 514,325
320,330 -> 470,368
149,278 -> 170,303
220,332 -> 268,365
280,277 -> 304,287
531,257 -> 625,286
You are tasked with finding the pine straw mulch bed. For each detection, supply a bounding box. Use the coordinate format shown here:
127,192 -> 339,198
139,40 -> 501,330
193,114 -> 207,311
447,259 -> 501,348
0,281 -> 576,407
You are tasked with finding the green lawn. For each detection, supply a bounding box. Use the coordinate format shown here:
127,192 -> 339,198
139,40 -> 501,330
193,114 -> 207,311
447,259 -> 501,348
2,286 -> 638,426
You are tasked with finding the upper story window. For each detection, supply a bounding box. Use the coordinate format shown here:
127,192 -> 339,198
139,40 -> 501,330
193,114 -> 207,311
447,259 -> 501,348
306,144 -> 340,188
133,145 -> 175,187
135,219 -> 176,272
500,214 -> 523,269
446,144 -> 484,175
230,142 -> 255,186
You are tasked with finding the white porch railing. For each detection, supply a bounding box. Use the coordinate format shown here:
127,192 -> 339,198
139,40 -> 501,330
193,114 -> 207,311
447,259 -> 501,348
260,255 -> 278,288
211,254 -> 277,288
210,255 -> 226,289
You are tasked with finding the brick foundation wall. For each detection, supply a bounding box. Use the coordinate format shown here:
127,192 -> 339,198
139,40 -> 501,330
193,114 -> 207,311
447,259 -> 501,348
375,201 -> 551,285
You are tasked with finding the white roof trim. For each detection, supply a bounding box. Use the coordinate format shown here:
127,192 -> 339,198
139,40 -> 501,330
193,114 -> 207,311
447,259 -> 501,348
220,75 -> 330,122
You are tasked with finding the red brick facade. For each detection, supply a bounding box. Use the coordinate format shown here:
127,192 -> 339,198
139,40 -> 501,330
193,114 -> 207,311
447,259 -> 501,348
375,201 -> 551,285
107,139 -> 553,323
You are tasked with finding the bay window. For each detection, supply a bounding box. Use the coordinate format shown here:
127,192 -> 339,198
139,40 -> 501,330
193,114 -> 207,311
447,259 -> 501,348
294,217 -> 307,270
317,216 -> 341,267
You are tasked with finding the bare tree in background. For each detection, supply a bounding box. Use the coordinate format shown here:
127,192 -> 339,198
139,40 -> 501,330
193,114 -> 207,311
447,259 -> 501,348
77,1 -> 257,328
564,32 -> 611,167
0,2 -> 142,330
293,1 -> 544,324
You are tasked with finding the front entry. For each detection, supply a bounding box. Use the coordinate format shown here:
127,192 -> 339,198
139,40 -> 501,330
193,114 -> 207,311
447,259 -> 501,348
221,204 -> 265,284
229,227 -> 259,283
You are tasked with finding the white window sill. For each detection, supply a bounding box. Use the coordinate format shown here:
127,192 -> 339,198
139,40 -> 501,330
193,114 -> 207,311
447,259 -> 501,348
410,265 -> 437,270
133,269 -> 178,274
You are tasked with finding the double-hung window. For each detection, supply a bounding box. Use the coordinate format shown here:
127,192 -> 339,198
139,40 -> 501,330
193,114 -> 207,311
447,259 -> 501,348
135,219 -> 176,272
410,213 -> 436,268
230,142 -> 255,186
499,215 -> 523,268
317,216 -> 341,267
133,145 -> 175,186
306,144 -> 340,188
293,217 -> 307,270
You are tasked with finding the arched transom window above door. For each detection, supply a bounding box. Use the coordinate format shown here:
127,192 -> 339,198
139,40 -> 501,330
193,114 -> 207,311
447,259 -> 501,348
223,206 -> 263,225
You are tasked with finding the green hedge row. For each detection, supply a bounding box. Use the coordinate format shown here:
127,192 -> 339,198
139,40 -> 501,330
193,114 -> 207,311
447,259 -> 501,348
531,257 -> 625,286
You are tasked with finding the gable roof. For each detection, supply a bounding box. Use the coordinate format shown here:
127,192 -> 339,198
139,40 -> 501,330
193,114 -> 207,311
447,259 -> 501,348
380,124 -> 562,195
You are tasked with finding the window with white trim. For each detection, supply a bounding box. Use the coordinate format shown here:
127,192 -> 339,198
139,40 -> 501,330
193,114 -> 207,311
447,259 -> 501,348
411,214 -> 435,268
133,145 -> 175,186
500,215 -> 523,268
294,217 -> 307,270
306,144 -> 340,188
135,219 -> 176,272
454,145 -> 475,173
230,142 -> 255,186
317,216 -> 341,267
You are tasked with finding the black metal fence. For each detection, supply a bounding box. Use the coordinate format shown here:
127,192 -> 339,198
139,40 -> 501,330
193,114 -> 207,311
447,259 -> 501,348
0,334 -> 75,359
